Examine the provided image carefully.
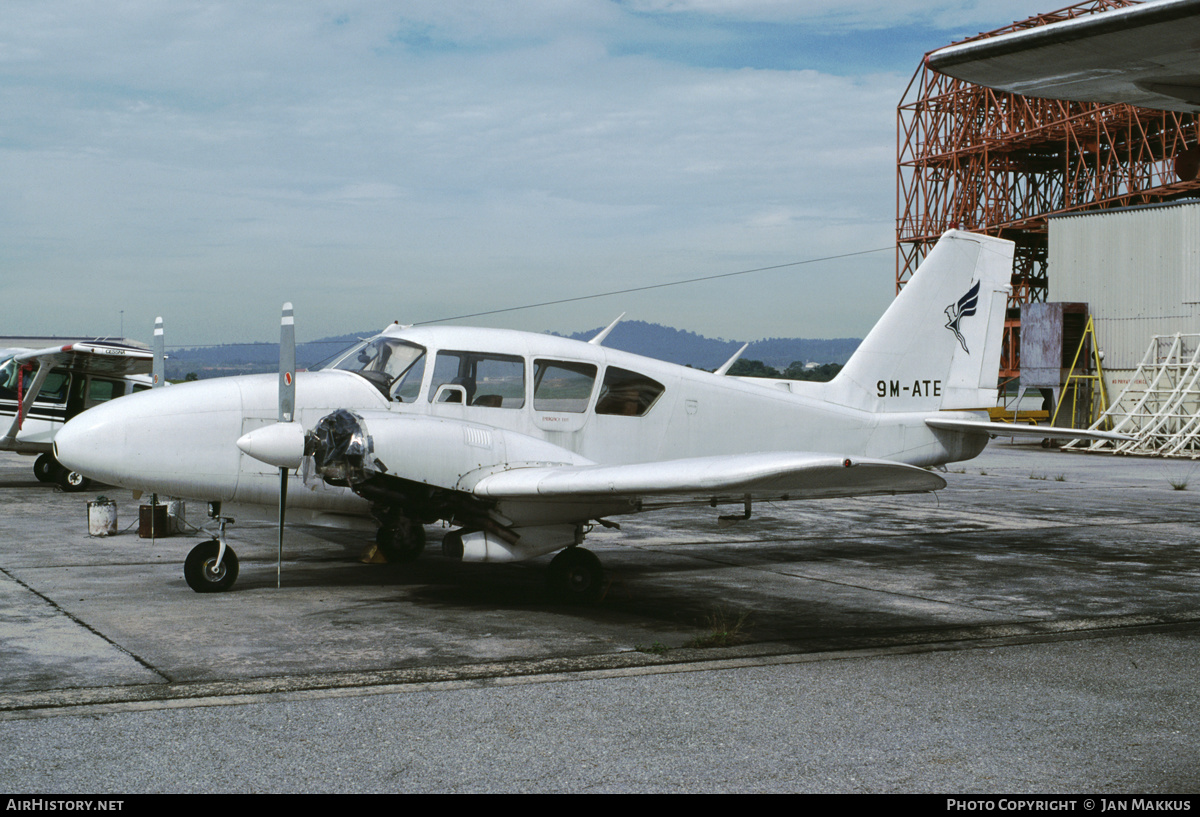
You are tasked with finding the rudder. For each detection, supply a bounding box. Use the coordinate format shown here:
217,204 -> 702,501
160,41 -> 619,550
830,230 -> 1013,412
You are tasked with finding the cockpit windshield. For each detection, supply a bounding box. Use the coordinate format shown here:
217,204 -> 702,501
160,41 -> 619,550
328,337 -> 426,401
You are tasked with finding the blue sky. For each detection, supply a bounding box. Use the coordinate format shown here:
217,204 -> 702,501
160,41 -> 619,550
1,1 -> 1052,346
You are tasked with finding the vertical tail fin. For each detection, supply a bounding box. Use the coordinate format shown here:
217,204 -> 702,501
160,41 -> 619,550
831,230 -> 1013,412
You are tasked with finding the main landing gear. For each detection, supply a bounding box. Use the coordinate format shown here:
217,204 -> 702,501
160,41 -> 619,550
184,517 -> 239,593
547,547 -> 605,604
375,518 -> 426,563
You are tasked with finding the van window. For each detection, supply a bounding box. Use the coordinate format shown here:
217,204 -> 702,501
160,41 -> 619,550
595,367 -> 664,416
533,360 -> 597,413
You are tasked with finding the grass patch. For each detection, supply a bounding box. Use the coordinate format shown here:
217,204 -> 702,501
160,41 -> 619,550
1168,478 -> 1189,491
1029,472 -> 1047,480
686,607 -> 752,649
1054,474 -> 1066,482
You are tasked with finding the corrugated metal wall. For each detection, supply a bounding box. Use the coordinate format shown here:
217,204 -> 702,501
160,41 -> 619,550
1049,202 -> 1200,372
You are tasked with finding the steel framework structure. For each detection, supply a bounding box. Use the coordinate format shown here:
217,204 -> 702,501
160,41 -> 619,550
1065,334 -> 1200,458
897,0 -> 1200,380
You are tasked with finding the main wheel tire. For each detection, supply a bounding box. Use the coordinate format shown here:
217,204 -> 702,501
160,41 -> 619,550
57,468 -> 91,493
184,541 -> 239,593
376,520 -> 426,563
547,547 -> 605,604
34,454 -> 60,483
441,529 -> 466,560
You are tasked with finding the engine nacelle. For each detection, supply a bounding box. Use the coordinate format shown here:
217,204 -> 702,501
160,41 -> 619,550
455,524 -> 581,563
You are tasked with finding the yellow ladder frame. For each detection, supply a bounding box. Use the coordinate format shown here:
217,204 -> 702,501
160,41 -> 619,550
1050,316 -> 1112,430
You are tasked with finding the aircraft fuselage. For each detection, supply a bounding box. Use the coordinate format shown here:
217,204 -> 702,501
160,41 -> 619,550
54,323 -> 987,525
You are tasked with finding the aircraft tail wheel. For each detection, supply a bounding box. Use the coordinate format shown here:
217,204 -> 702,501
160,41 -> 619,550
547,547 -> 605,604
376,520 -> 426,562
184,540 -> 239,593
57,469 -> 91,493
34,454 -> 59,483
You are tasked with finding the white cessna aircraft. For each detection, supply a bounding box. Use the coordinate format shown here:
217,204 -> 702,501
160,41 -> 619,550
1,335 -> 157,491
53,230 -> 1126,600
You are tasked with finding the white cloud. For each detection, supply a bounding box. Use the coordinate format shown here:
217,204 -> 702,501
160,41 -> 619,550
0,1 -> 1065,343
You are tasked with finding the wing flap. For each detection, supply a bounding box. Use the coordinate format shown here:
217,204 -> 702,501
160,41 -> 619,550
466,452 -> 946,501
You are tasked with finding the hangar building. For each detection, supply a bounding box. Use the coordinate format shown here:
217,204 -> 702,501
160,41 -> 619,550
898,0 -> 1200,457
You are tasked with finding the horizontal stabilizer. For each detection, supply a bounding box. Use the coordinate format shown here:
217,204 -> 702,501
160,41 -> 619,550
926,418 -> 1133,443
466,451 -> 946,501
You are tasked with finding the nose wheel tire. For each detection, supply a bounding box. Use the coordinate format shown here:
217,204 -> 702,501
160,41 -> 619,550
57,468 -> 91,493
547,547 -> 605,604
184,540 -> 240,593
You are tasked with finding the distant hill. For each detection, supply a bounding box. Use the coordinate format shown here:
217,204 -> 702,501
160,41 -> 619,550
563,321 -> 860,370
166,322 -> 860,379
165,335 -> 363,380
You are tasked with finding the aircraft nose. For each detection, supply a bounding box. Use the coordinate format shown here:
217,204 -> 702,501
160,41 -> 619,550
54,377 -> 250,498
54,400 -> 127,485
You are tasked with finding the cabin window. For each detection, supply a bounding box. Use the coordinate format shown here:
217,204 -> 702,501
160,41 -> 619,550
0,363 -> 68,403
595,367 -> 664,416
533,360 -> 597,413
39,371 -> 70,403
86,378 -> 124,407
331,338 -> 426,401
0,359 -> 16,401
429,351 -> 525,408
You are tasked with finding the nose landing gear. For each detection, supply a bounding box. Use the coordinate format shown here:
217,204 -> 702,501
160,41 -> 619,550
33,453 -> 91,493
184,517 -> 239,593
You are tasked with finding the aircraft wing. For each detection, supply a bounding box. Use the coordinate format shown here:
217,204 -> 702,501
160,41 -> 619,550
925,418 -> 1133,442
927,0 -> 1200,112
8,342 -> 154,378
464,452 -> 946,503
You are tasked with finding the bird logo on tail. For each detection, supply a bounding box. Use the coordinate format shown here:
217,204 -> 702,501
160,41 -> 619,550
945,281 -> 980,353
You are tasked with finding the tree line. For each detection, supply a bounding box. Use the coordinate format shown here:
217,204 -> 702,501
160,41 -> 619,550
724,359 -> 843,382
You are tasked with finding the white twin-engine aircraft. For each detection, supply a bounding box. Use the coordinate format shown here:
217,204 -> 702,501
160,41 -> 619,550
53,231 -> 1126,601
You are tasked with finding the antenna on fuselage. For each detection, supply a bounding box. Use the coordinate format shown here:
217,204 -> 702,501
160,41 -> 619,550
588,313 -> 625,346
715,343 -> 749,376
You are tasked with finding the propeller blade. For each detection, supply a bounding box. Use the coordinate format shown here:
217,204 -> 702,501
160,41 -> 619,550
277,302 -> 296,588
152,317 -> 165,387
278,466 -> 288,589
279,302 -> 295,423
